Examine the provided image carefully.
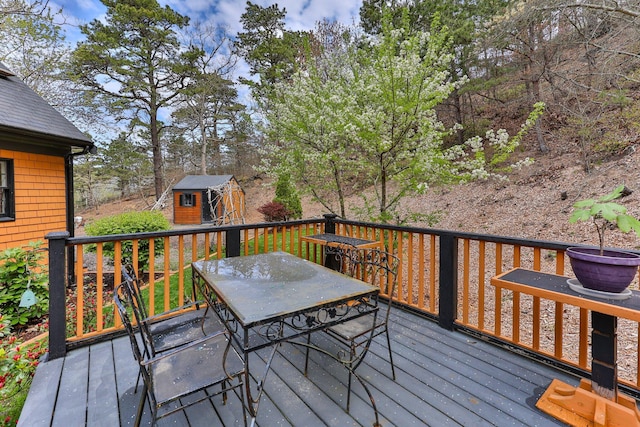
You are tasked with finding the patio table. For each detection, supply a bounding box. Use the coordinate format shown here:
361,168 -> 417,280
192,251 -> 381,427
301,233 -> 382,270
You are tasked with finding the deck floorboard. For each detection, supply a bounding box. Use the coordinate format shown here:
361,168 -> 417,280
19,307 -> 578,426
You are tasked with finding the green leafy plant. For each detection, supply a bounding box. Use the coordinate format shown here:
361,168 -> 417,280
569,184 -> 640,255
0,315 -> 46,423
274,173 -> 302,219
0,242 -> 48,327
84,211 -> 171,271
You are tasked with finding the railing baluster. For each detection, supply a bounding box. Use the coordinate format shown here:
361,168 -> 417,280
555,302 -> 564,359
418,233 -> 425,310
533,296 -> 541,350
533,247 -> 541,270
513,290 -> 520,343
178,235 -> 185,307
429,234 -> 436,313
462,239 -> 470,325
191,233 -> 198,262
132,239 -> 139,271
96,243 -> 103,332
494,243 -> 503,337
478,240 -> 486,332
149,238 -> 155,313
407,232 -> 414,306
397,231 -> 404,303
580,308 -> 589,368
76,247 -> 84,337
163,236 -> 170,313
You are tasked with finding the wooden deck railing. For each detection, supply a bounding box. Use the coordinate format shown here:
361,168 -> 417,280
45,215 -> 640,395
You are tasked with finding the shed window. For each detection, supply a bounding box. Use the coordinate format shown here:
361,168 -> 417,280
0,159 -> 14,220
180,193 -> 196,207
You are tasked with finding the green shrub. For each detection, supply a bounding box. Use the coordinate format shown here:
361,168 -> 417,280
0,242 -> 48,327
84,211 -> 171,270
274,173 -> 302,219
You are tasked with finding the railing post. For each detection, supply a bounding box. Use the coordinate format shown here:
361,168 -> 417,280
226,229 -> 241,257
439,234 -> 458,330
46,231 -> 69,360
324,213 -> 338,234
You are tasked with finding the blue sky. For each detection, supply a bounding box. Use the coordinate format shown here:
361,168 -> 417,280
55,0 -> 364,43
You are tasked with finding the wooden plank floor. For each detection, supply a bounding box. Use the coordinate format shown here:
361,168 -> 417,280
19,306 -> 578,426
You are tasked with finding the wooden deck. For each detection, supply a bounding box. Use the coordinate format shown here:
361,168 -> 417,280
19,306 -> 577,426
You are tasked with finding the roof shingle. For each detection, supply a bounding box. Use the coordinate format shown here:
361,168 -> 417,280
0,62 -> 92,147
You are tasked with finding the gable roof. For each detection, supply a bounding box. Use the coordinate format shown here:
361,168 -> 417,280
173,175 -> 239,191
0,62 -> 93,149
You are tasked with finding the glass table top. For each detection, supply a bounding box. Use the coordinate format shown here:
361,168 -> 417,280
192,252 -> 378,327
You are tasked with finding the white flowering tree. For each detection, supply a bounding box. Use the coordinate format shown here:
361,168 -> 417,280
261,16 -> 543,223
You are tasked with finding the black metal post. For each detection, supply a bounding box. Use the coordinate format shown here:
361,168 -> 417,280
226,229 -> 241,258
438,234 -> 458,330
322,214 -> 339,269
323,213 -> 338,234
591,311 -> 618,399
46,231 -> 69,360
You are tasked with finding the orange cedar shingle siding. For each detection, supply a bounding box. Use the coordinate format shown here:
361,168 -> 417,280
173,192 -> 203,225
0,149 -> 66,251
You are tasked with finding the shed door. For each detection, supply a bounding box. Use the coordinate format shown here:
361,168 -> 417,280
202,191 -> 220,223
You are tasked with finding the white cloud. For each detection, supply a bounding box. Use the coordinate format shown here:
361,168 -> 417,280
274,0 -> 362,31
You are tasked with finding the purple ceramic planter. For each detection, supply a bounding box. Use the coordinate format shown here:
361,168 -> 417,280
567,247 -> 640,293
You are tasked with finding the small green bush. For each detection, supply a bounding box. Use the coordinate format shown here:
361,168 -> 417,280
274,173 -> 302,219
84,211 -> 171,270
0,242 -> 48,327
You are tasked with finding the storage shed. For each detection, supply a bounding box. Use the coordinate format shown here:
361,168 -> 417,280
172,175 -> 245,225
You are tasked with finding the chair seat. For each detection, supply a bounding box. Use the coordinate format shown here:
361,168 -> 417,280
149,309 -> 222,352
327,313 -> 385,341
151,333 -> 244,406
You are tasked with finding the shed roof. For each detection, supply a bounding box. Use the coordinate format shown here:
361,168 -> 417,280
173,175 -> 239,191
0,62 -> 93,148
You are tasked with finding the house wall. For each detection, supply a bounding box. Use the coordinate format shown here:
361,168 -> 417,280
0,149 -> 66,251
173,191 -> 202,225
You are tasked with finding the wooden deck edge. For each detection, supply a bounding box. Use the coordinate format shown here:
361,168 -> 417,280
17,356 -> 64,426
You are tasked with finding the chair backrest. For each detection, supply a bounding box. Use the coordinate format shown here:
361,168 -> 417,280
325,243 -> 360,274
346,248 -> 399,322
121,264 -> 150,319
114,284 -> 151,364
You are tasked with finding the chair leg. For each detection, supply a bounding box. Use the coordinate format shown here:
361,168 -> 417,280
346,342 -> 356,412
385,328 -> 396,380
134,382 -> 148,427
134,371 -> 142,393
304,333 -> 311,376
199,305 -> 210,335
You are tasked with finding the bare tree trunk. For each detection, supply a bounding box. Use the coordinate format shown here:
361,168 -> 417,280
150,108 -> 164,200
200,114 -> 208,174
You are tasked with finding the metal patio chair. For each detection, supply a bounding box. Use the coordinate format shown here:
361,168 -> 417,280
121,264 -> 225,391
305,246 -> 399,411
121,264 -> 223,355
115,283 -> 246,427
